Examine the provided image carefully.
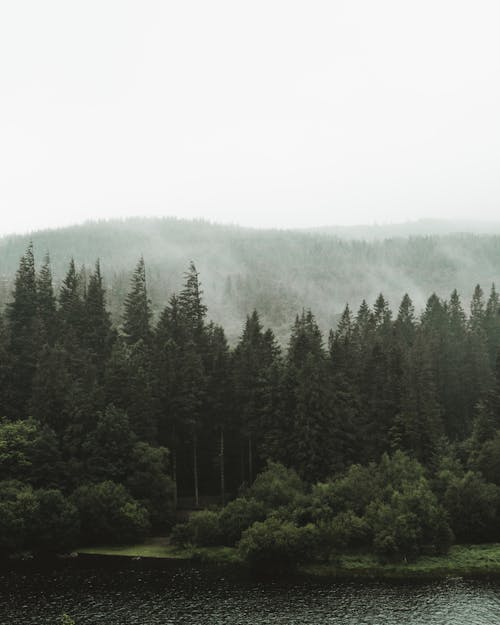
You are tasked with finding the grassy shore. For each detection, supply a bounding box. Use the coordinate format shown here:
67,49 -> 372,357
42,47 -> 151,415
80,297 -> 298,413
302,544 -> 500,579
77,540 -> 500,578
77,537 -> 241,563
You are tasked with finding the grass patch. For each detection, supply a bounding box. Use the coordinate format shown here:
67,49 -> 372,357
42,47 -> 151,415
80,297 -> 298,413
301,544 -> 500,579
77,537 -> 240,563
77,540 -> 500,578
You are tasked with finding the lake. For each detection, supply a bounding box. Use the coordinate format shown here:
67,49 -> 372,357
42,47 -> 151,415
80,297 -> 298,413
2,559 -> 500,624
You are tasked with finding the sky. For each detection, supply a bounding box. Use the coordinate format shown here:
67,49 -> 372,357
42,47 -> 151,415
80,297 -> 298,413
1,0 -> 500,235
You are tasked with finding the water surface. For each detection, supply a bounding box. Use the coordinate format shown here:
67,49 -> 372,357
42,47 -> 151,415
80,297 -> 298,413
2,560 -> 500,624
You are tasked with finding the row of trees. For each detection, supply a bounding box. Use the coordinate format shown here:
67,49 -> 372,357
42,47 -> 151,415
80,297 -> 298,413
3,244 -> 500,555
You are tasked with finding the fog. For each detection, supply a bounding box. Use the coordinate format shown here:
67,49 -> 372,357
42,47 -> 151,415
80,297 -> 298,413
1,1 -> 500,235
1,217 -> 500,344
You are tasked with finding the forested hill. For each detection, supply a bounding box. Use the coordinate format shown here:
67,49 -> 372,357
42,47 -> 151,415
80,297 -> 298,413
2,217 -> 500,341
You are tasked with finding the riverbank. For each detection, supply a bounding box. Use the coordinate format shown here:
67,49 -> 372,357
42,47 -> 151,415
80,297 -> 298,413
76,540 -> 500,579
77,537 -> 241,564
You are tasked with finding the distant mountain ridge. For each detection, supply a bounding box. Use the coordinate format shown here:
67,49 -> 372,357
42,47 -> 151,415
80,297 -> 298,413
1,217 -> 500,342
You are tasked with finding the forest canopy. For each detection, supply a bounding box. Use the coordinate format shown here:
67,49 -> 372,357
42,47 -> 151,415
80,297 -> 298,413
3,242 -> 500,564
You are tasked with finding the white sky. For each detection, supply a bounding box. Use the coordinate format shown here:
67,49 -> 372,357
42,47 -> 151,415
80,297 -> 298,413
1,0 -> 500,235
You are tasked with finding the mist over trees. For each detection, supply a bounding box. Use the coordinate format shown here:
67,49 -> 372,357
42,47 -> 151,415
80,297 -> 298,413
4,238 -> 500,562
3,218 -> 500,342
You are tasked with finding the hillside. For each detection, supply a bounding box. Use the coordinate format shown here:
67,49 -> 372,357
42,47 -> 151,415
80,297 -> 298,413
1,217 -> 500,341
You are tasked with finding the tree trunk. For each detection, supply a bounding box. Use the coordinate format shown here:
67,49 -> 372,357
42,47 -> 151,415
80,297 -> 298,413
248,433 -> 253,484
240,440 -> 245,485
193,429 -> 199,508
220,427 -> 225,506
172,424 -> 178,509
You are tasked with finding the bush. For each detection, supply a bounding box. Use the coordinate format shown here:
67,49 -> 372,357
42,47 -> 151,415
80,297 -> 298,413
171,510 -> 222,547
442,471 -> 500,542
0,480 -> 38,555
170,521 -> 194,547
366,479 -> 453,562
238,517 -> 319,572
33,489 -> 80,553
246,462 -> 306,509
72,481 -> 150,545
321,510 -> 371,552
218,497 -> 267,546
310,464 -> 378,521
126,442 -> 175,530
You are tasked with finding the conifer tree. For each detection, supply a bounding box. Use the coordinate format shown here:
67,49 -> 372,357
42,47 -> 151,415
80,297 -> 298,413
6,243 -> 39,417
36,253 -> 57,344
84,260 -> 115,368
122,257 -> 152,345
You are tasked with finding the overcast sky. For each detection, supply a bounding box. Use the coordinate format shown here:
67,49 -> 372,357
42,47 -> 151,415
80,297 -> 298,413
1,1 -> 500,235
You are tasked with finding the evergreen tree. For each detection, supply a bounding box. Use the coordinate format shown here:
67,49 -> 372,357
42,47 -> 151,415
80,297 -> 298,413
6,243 -> 39,418
36,253 -> 57,344
84,260 -> 115,369
122,257 -> 152,345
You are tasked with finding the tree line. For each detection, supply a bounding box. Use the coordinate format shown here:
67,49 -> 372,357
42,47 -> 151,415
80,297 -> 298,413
3,243 -> 500,558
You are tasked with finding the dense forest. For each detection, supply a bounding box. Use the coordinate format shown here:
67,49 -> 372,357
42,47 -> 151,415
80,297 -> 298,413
3,218 -> 500,342
4,242 -> 500,565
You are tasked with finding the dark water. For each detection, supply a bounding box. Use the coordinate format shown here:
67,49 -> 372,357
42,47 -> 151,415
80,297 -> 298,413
2,560 -> 500,625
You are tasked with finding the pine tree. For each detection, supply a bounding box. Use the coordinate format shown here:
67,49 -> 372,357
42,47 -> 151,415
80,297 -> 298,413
36,253 -> 57,344
122,257 -> 152,345
59,258 -> 84,343
392,332 -> 444,466
233,310 -> 280,483
395,294 -> 416,347
281,311 -> 336,480
205,323 -> 231,504
178,261 -> 207,345
485,284 -> 500,366
84,260 -> 115,369
6,243 -> 39,418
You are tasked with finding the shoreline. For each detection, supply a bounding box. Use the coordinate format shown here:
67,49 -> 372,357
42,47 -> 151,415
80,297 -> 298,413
73,541 -> 500,580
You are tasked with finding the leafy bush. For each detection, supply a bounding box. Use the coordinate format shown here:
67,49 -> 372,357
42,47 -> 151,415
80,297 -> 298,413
0,480 -> 38,554
442,471 -> 500,542
171,510 -> 222,547
238,516 -> 319,571
72,481 -> 150,545
366,478 -> 453,562
33,489 -> 80,553
311,464 -> 378,520
218,497 -> 267,546
125,442 -> 175,530
246,462 -> 306,509
320,510 -> 371,552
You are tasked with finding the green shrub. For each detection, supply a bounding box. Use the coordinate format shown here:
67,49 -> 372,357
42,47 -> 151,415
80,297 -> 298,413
247,462 -> 306,509
442,471 -> 500,543
72,481 -> 150,545
218,497 -> 267,545
171,510 -> 222,547
366,478 -> 453,562
320,510 -> 371,552
170,521 -> 193,547
33,489 -> 80,553
238,516 -> 318,571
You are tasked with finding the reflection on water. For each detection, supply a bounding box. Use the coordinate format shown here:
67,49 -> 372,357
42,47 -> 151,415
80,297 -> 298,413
2,561 -> 500,625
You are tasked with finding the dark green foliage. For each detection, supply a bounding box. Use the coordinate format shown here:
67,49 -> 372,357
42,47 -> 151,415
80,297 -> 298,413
4,245 -> 500,559
366,480 -> 453,562
72,481 -> 150,545
238,517 -> 319,572
218,498 -> 268,545
125,442 -> 175,529
122,257 -> 152,345
246,461 -> 306,509
441,471 -> 500,543
171,510 -> 222,547
32,489 -> 80,553
0,481 -> 78,555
